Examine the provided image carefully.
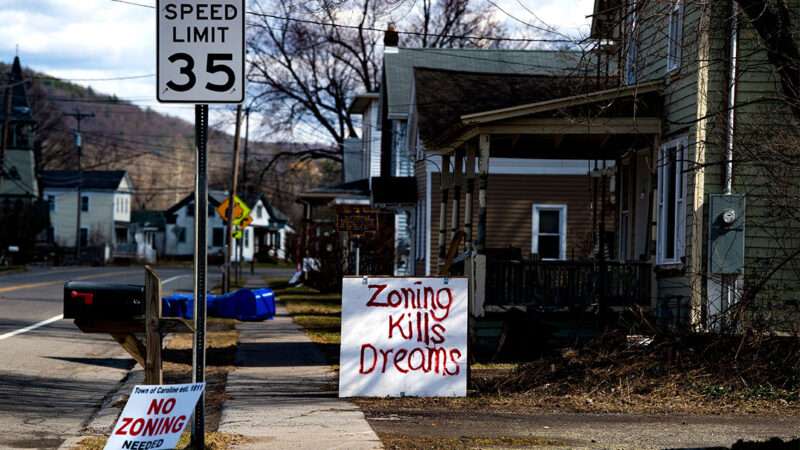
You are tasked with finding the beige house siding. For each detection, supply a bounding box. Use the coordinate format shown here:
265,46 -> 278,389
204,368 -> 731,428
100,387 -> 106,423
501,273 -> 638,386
425,173 -> 602,272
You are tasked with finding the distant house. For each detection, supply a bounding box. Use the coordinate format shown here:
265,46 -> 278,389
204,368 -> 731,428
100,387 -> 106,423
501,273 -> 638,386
164,191 -> 255,262
0,56 -> 47,262
41,170 -> 134,256
246,194 -> 294,261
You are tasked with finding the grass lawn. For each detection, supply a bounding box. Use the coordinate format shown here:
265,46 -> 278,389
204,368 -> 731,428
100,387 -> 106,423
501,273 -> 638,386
268,278 -> 342,363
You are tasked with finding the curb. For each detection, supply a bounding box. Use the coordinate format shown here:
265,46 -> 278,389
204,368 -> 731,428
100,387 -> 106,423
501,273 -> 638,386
58,368 -> 144,450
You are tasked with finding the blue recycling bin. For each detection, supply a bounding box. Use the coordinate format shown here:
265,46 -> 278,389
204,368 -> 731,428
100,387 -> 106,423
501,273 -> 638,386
161,288 -> 275,321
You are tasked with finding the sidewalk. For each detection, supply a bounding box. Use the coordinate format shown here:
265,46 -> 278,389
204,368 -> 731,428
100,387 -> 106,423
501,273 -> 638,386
218,273 -> 382,450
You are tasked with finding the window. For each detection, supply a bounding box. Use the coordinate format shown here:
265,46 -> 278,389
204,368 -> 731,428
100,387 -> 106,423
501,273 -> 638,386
48,195 -> 55,212
176,226 -> 187,243
274,231 -> 281,250
625,0 -> 639,85
187,203 -> 194,217
212,227 -> 225,247
116,227 -> 128,244
667,0 -> 684,72
79,228 -> 88,247
657,137 -> 688,264
256,205 -> 263,218
81,195 -> 89,212
532,205 -> 567,261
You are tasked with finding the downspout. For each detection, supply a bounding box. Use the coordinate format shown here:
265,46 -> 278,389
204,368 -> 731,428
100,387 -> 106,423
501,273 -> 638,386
725,2 -> 738,195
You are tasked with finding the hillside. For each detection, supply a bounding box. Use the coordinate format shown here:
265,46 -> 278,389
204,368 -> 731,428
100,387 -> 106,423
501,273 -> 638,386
2,62 -> 339,216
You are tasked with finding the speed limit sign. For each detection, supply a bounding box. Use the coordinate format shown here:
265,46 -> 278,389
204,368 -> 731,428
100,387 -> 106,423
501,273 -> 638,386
157,0 -> 245,103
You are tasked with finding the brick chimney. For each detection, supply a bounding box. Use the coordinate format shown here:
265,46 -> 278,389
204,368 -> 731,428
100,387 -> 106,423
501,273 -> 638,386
384,23 -> 399,54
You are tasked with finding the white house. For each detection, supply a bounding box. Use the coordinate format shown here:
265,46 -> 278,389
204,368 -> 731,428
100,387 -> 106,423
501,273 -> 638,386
246,194 -> 294,261
42,170 -> 133,254
164,190 -> 255,262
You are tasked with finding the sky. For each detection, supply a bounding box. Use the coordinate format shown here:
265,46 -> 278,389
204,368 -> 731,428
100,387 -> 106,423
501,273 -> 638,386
0,0 -> 594,132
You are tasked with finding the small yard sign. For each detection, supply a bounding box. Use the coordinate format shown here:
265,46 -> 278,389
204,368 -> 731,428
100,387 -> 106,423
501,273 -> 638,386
157,0 -> 245,103
104,383 -> 205,450
339,277 -> 468,397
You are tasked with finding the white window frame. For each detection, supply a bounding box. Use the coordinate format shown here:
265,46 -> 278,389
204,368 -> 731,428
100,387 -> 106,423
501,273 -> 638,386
666,0 -> 684,73
656,136 -> 688,265
625,0 -> 639,85
532,204 -> 568,261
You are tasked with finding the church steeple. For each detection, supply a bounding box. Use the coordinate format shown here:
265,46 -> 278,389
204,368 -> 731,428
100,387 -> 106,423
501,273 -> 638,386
2,56 -> 34,154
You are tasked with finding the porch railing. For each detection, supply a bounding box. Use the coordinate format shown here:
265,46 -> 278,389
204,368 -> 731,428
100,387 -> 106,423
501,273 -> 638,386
485,258 -> 651,310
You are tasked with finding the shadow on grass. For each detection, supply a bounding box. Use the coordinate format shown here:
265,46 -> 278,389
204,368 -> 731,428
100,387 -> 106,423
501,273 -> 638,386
163,345 -> 237,366
45,357 -> 134,370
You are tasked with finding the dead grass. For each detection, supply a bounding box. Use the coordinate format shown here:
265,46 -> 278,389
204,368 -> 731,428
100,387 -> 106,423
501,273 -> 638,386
292,315 -> 341,345
379,434 -> 571,450
480,331 -> 800,415
271,278 -> 342,362
74,432 -> 247,450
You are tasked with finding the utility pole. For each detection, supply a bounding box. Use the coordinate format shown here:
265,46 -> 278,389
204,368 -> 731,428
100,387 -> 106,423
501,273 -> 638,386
240,107 -> 250,194
224,105 -> 243,293
64,109 -> 94,261
240,107 -> 251,278
240,108 -> 255,275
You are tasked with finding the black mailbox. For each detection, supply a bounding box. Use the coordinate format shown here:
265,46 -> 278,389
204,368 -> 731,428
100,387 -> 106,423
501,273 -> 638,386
63,281 -> 145,320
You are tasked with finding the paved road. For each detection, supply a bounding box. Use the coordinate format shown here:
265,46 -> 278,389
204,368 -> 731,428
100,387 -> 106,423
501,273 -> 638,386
0,265 -> 218,449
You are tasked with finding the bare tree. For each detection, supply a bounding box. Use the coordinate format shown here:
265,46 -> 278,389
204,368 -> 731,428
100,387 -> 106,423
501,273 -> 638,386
246,0 -> 510,152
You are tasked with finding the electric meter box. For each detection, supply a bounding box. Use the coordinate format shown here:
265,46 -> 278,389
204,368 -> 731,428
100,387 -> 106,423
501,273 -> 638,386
708,194 -> 746,274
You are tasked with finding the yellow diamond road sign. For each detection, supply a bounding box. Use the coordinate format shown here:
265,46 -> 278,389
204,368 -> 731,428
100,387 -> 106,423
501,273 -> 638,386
216,195 -> 251,225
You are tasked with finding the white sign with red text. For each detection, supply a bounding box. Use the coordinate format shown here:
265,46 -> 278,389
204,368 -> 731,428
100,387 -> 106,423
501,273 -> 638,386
104,383 -> 205,450
339,277 -> 468,397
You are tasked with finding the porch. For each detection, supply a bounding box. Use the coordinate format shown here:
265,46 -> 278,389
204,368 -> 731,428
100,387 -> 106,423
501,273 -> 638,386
412,72 -> 664,319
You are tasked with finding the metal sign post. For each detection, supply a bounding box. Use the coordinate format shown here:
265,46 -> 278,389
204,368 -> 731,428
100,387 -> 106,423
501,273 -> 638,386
192,104 -> 209,448
157,2 -> 245,446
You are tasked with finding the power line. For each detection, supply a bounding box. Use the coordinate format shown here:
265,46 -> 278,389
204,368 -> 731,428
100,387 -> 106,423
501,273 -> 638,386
110,0 -> 578,44
33,74 -> 155,82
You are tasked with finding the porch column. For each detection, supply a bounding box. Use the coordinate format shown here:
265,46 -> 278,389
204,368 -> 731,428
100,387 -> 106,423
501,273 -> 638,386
451,148 -> 464,247
476,135 -> 490,254
438,154 -> 451,261
464,142 -> 477,252
473,134 -> 490,318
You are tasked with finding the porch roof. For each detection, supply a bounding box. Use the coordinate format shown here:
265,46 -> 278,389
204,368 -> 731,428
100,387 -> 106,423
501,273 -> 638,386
297,179 -> 370,203
415,73 -> 664,157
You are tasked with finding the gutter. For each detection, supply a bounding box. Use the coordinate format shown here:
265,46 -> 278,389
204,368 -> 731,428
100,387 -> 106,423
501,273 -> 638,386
725,2 -> 738,195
